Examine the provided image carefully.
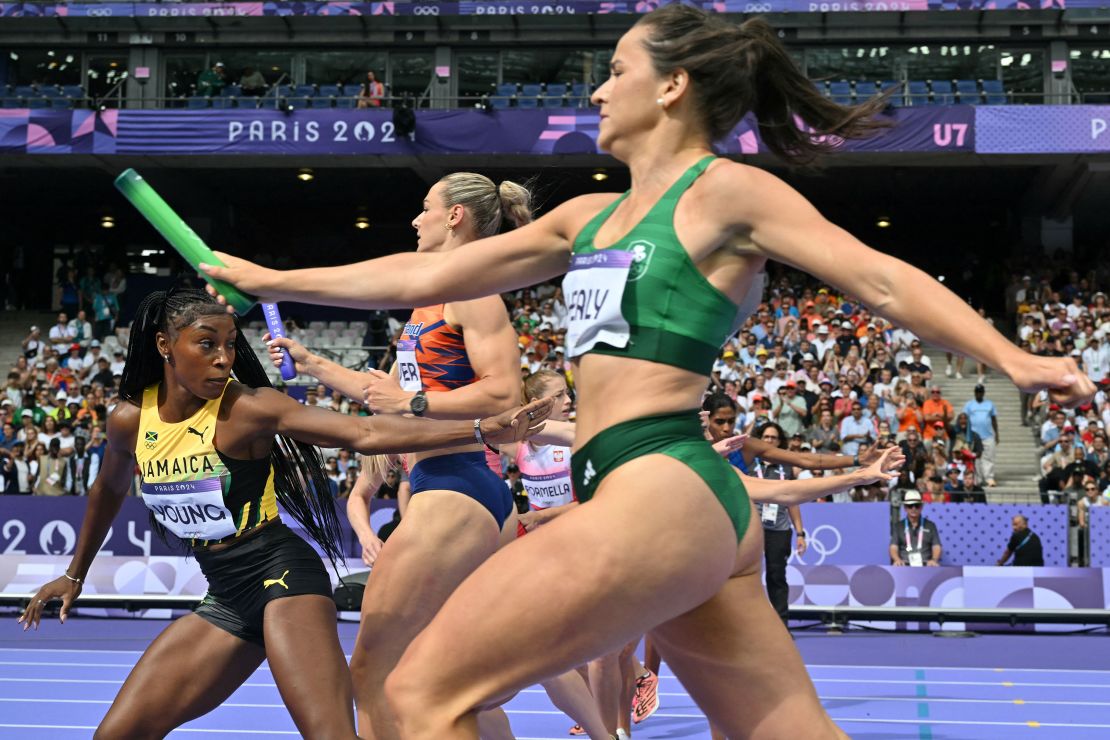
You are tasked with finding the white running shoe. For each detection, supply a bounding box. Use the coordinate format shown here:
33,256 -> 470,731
617,730 -> 631,740
945,365 -> 953,377
955,372 -> 964,380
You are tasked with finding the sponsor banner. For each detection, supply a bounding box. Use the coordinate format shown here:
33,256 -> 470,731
0,1 -> 1100,19
728,105 -> 975,155
787,565 -> 1110,631
0,495 -> 398,559
786,502 -> 1068,567
976,105 -> 1110,153
0,106 -> 976,156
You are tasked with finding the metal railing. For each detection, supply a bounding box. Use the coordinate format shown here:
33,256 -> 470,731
5,87 -> 1110,112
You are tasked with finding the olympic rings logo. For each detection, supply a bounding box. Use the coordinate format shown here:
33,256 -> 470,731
412,5 -> 441,15
86,7 -> 114,16
791,524 -> 842,565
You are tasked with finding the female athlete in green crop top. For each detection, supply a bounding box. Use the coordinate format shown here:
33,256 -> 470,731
204,7 -> 1095,738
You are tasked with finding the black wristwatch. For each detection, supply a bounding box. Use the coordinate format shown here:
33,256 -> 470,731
798,531 -> 807,539
409,391 -> 428,417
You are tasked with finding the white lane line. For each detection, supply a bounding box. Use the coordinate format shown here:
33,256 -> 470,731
0,726 -> 299,735
0,698 -> 287,709
814,678 -> 1104,689
8,694 -> 1110,711
821,695 -> 1110,707
0,677 -> 278,688
0,660 -> 274,672
803,664 -> 1110,675
832,717 -> 1110,729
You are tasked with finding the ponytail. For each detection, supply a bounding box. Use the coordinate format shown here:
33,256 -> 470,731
439,172 -> 535,237
637,6 -> 890,164
120,286 -> 345,569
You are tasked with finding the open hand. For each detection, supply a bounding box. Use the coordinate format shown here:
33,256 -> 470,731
712,434 -> 748,457
852,446 -> 903,487
17,576 -> 81,631
479,397 -> 555,446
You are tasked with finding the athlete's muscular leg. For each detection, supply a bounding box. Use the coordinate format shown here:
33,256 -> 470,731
95,614 -> 265,739
588,653 -> 621,736
649,525 -> 846,740
265,594 -> 359,739
351,490 -> 501,740
384,455 -> 739,739
541,669 -> 610,740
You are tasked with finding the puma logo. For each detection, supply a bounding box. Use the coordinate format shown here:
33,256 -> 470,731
186,426 -> 208,444
263,570 -> 290,590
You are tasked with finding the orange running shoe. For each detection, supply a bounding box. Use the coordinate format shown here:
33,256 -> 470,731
568,724 -> 586,735
631,670 -> 659,724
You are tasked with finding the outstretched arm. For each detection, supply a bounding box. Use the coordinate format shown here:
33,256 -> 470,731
201,194 -> 617,310
719,163 -> 1095,407
266,335 -> 368,401
239,385 -> 553,455
741,446 -> 901,506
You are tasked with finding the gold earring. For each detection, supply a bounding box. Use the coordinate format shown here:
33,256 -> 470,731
445,222 -> 454,231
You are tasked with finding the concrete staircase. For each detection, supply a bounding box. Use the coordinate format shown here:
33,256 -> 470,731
0,311 -> 54,374
924,348 -> 1040,503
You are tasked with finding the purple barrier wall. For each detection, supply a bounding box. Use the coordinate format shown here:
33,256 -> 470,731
925,503 -> 1068,567
0,106 -> 974,156
1091,506 -> 1110,567
0,1 -> 1096,19
976,105 -> 1110,154
0,495 -> 398,559
783,502 -> 1068,567
786,502 -> 891,566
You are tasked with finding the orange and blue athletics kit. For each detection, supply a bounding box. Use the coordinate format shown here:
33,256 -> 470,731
398,305 -> 514,527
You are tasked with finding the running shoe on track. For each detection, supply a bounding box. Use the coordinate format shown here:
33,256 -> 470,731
568,724 -> 586,735
631,670 -> 659,724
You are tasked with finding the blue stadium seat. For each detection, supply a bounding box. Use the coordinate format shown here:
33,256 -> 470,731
956,79 -> 980,104
854,80 -> 879,101
222,84 -> 242,98
828,81 -> 853,106
569,82 -> 590,108
518,83 -> 542,109
336,94 -> 356,109
812,80 -> 829,98
982,79 -> 1007,105
210,95 -> 236,109
26,95 -> 49,109
542,83 -> 567,108
881,80 -> 904,107
289,84 -> 316,109
907,80 -> 929,106
187,96 -> 210,109
60,85 -> 85,104
309,94 -> 332,109
490,82 -> 517,110
320,84 -> 344,98
930,80 -> 955,105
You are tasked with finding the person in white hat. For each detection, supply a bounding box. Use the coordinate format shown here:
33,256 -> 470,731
890,490 -> 942,567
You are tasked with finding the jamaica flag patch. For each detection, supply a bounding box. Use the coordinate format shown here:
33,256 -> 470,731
145,431 -> 159,450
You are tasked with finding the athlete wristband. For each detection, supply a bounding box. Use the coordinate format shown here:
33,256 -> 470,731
473,419 -> 499,455
62,570 -> 82,585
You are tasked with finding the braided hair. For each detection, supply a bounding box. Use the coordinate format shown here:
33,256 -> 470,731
120,287 -> 345,568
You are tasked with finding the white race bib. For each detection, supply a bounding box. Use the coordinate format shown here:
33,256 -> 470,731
907,551 -> 924,567
562,251 -> 634,358
140,477 -> 237,540
761,503 -> 780,524
523,472 -> 576,509
396,340 -> 423,392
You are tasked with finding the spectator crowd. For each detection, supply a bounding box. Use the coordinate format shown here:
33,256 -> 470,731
1005,266 -> 1110,507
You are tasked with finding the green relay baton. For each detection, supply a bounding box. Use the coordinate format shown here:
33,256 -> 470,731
114,168 -> 257,314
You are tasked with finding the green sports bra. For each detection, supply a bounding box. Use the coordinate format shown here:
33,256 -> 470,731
562,156 -> 742,376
